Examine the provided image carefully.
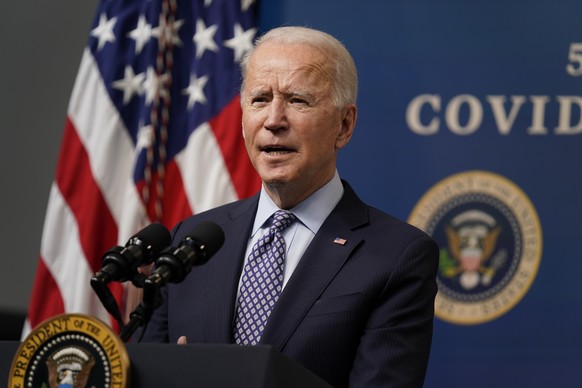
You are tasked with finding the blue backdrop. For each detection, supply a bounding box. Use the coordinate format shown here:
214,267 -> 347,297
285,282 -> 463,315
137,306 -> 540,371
258,1 -> 582,387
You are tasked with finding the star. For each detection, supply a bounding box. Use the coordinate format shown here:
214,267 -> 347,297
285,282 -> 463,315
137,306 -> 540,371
143,67 -> 169,105
241,0 -> 256,12
127,15 -> 152,54
182,74 -> 209,109
136,125 -> 154,151
152,15 -> 184,46
90,13 -> 117,50
112,66 -> 145,104
224,23 -> 257,62
193,19 -> 219,58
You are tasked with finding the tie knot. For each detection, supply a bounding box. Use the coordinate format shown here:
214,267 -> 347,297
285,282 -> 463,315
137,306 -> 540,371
271,210 -> 296,232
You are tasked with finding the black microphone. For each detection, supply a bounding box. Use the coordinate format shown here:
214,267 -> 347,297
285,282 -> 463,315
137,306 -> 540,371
92,223 -> 172,284
147,221 -> 225,286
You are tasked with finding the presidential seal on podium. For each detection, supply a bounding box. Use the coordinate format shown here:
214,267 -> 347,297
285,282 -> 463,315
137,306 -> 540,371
8,314 -> 129,388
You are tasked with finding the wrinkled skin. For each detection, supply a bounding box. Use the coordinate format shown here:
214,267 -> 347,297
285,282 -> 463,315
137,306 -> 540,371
241,41 -> 357,209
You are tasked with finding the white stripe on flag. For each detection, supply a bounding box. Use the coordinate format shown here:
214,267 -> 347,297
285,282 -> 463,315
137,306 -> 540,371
117,181 -> 149,242
176,122 -> 238,213
68,48 -> 137,235
40,183 -> 110,322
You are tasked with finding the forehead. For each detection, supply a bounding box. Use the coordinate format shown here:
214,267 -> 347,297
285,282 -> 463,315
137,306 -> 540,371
246,42 -> 334,89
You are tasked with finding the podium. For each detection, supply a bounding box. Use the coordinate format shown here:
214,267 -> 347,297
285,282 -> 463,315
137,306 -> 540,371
1,341 -> 332,387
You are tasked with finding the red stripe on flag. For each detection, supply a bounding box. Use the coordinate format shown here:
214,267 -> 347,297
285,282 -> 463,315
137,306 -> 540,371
55,117 -> 124,325
136,158 -> 193,228
162,159 -> 193,226
209,96 -> 261,199
28,257 -> 65,328
56,118 -> 119,273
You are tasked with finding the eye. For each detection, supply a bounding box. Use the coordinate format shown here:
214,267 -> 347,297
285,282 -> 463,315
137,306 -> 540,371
251,97 -> 268,106
290,97 -> 308,105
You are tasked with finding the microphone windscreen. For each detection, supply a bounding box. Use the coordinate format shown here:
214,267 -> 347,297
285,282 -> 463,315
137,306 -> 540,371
134,222 -> 172,253
186,221 -> 225,257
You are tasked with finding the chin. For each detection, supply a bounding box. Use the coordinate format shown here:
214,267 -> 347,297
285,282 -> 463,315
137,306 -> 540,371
262,177 -> 288,187
258,167 -> 293,185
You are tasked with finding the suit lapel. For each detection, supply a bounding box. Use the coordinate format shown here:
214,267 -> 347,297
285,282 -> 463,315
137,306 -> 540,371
260,182 -> 369,349
203,197 -> 258,343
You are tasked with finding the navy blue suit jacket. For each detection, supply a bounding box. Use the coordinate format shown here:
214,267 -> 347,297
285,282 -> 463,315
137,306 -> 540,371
142,181 -> 439,387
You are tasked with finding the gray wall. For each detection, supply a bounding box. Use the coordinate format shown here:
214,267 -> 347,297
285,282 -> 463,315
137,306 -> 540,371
0,1 -> 97,313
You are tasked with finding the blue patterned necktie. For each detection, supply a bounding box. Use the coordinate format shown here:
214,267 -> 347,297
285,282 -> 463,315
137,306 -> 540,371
234,210 -> 297,345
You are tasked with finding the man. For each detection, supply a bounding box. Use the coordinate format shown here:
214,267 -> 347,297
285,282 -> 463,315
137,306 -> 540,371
143,26 -> 439,388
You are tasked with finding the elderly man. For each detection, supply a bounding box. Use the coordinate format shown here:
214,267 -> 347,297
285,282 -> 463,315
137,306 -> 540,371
143,26 -> 439,388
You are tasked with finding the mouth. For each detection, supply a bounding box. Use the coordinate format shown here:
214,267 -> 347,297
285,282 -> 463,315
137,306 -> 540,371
260,145 -> 295,155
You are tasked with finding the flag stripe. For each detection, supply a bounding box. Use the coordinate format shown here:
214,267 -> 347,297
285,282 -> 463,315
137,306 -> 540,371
39,183 -> 110,324
160,160 -> 192,227
56,118 -> 119,272
136,158 -> 192,228
209,96 -> 261,199
176,121 -> 238,214
53,117 -> 124,328
27,258 -> 65,327
68,49 -> 138,230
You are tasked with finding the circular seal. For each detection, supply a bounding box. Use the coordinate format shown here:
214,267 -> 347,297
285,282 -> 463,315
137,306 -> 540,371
408,171 -> 542,325
9,314 -> 130,388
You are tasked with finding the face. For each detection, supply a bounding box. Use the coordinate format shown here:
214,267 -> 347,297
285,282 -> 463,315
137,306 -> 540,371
242,41 -> 356,207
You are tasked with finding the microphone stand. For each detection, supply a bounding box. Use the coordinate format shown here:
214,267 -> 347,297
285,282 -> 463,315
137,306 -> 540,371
91,268 -> 160,340
120,278 -> 163,342
90,275 -> 125,330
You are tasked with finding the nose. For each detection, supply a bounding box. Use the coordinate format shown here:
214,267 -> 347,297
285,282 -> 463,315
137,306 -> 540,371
264,98 -> 287,132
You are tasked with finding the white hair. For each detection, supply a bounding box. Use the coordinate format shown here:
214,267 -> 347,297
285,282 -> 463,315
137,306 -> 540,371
240,26 -> 358,107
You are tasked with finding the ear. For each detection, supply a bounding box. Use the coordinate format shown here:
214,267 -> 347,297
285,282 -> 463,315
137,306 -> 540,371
335,104 -> 357,150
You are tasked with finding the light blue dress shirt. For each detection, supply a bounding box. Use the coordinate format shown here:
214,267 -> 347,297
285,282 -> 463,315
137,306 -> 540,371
239,171 -> 344,292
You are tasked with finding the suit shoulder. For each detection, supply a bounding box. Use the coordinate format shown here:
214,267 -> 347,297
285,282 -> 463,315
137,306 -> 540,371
172,196 -> 258,241
367,206 -> 437,245
339,180 -> 436,247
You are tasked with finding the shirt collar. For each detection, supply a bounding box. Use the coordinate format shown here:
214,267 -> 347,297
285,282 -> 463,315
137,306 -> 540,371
252,171 -> 344,236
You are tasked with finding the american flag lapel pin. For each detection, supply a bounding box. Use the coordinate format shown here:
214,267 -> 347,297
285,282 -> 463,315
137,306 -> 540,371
333,237 -> 347,246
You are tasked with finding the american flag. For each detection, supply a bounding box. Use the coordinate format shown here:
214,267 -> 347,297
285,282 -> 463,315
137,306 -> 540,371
333,237 -> 347,246
23,0 -> 261,336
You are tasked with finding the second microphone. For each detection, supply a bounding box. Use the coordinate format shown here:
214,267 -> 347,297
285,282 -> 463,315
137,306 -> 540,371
147,221 -> 225,287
